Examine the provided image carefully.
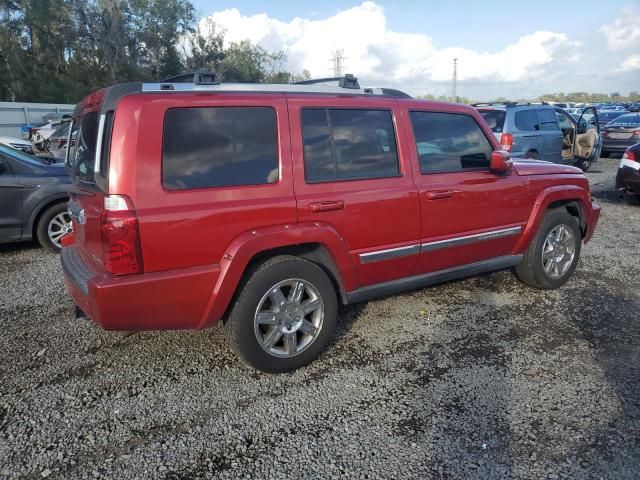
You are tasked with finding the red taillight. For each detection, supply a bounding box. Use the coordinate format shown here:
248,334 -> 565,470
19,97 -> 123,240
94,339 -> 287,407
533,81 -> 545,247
623,149 -> 637,163
100,196 -> 143,275
500,133 -> 513,152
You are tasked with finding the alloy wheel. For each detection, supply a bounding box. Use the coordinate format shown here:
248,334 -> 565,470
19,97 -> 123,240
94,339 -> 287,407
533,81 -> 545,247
254,278 -> 324,358
542,224 -> 576,278
47,212 -> 72,249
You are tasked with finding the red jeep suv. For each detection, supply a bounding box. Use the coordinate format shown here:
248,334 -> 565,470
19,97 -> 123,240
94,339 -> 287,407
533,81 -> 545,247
61,73 -> 600,372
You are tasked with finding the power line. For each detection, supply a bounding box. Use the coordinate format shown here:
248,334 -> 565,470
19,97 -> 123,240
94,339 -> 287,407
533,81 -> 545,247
330,49 -> 346,77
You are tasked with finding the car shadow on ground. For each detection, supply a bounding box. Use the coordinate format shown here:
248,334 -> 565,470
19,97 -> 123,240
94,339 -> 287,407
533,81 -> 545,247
0,240 -> 40,254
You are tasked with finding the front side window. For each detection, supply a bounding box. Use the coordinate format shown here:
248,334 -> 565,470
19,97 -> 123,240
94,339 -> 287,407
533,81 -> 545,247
409,111 -> 493,173
537,109 -> 560,131
301,108 -> 400,182
555,111 -> 574,130
162,107 -> 279,190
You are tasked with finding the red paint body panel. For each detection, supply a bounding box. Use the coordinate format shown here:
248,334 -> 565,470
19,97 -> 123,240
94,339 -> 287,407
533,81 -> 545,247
62,90 -> 602,332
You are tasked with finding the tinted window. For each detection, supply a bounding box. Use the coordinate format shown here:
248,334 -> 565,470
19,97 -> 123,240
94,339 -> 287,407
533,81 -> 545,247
409,112 -> 493,173
301,109 -> 399,182
479,110 -> 506,133
598,111 -> 624,122
537,109 -> 560,131
608,113 -> 640,126
514,110 -> 539,131
162,107 -> 278,190
71,111 -> 99,183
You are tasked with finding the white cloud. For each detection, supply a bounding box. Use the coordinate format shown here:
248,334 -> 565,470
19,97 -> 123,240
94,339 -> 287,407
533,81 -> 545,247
601,6 -> 640,51
204,2 -> 574,85
620,54 -> 640,72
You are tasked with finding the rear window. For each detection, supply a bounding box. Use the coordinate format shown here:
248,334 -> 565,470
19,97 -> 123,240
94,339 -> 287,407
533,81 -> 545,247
162,107 -> 279,190
599,112 -> 624,121
301,108 -> 400,182
514,110 -> 539,131
608,113 -> 640,126
69,112 -> 99,184
479,110 -> 506,133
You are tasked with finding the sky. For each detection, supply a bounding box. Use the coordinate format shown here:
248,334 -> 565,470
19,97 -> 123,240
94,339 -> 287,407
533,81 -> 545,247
190,0 -> 640,100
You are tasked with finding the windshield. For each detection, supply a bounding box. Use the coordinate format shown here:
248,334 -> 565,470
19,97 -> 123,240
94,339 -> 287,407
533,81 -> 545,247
479,110 -> 506,133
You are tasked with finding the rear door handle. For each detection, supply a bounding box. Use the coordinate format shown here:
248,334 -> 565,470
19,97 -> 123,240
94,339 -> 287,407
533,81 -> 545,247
424,190 -> 454,200
309,200 -> 345,213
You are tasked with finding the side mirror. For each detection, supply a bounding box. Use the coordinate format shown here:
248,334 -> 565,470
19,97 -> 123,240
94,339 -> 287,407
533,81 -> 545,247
490,150 -> 513,173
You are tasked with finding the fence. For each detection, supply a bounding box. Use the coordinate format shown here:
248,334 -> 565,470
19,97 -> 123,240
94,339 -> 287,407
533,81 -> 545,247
0,101 -> 75,138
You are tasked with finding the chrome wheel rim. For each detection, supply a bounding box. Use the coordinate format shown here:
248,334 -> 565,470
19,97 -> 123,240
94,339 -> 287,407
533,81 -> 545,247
254,278 -> 324,358
48,212 -> 72,248
542,224 -> 576,278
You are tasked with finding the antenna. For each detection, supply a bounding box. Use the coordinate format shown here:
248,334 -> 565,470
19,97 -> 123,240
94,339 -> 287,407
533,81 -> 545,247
330,49 -> 346,77
452,57 -> 458,102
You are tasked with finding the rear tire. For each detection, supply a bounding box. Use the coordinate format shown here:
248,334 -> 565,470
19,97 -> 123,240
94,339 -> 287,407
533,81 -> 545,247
225,255 -> 338,373
623,192 -> 640,205
576,158 -> 592,172
525,150 -> 539,160
515,210 -> 581,289
36,203 -> 72,254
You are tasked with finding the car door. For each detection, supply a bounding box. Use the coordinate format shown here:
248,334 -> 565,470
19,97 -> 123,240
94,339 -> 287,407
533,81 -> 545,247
288,96 -> 421,288
400,105 -> 532,274
536,108 -> 564,162
0,154 -> 25,242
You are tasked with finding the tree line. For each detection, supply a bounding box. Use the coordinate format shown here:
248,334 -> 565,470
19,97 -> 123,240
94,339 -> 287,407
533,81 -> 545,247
0,0 -> 310,103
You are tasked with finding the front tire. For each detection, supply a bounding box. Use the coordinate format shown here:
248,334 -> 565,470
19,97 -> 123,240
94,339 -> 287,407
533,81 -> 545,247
226,256 -> 338,373
36,203 -> 72,254
515,210 -> 581,289
576,158 -> 592,171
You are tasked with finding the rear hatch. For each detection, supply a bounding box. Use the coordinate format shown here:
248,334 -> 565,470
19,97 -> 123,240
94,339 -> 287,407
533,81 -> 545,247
478,109 -> 506,140
66,90 -> 109,271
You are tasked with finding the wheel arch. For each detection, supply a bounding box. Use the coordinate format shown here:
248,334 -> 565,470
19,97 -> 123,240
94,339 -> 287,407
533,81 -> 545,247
27,195 -> 69,241
198,223 -> 358,329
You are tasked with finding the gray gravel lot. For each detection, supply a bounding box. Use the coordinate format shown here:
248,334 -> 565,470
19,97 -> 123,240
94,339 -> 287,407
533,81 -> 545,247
1,156 -> 639,479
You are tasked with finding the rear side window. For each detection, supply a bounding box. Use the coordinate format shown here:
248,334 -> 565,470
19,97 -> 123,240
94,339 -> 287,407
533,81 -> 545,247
162,107 -> 278,190
537,109 -> 560,131
409,111 -> 493,173
479,110 -> 506,133
514,110 -> 539,131
301,108 -> 399,182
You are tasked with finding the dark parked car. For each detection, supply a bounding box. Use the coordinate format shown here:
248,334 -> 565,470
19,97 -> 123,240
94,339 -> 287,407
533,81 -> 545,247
596,110 -> 625,129
0,144 -> 72,252
601,113 -> 640,157
615,143 -> 640,204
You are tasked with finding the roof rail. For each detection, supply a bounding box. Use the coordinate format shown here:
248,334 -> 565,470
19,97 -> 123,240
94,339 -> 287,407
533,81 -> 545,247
295,73 -> 360,89
160,71 -> 220,85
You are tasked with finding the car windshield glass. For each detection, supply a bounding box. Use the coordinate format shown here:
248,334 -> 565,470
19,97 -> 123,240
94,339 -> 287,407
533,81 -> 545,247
479,110 -> 506,133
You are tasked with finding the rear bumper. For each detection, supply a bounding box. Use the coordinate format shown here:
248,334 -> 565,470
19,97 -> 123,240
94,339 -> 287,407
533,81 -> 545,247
602,138 -> 637,152
61,246 -> 221,331
616,164 -> 640,194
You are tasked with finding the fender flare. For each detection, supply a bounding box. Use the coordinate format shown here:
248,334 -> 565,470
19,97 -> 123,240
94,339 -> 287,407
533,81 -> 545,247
197,222 -> 357,328
512,185 -> 591,253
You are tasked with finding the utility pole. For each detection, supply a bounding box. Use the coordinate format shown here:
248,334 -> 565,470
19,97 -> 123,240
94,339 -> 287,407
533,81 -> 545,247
452,57 -> 458,102
330,49 -> 346,77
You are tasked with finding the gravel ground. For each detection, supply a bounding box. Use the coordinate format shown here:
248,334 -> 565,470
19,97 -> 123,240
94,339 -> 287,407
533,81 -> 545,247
1,156 -> 639,479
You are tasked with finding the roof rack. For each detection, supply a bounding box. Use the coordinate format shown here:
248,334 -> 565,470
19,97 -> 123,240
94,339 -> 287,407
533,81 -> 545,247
295,73 -> 360,89
160,71 -> 220,85
472,101 -> 550,108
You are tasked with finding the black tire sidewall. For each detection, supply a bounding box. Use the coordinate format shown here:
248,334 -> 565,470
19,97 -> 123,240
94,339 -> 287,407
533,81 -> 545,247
228,257 -> 338,373
529,212 -> 582,289
36,203 -> 68,253
525,151 -> 539,160
577,159 -> 591,171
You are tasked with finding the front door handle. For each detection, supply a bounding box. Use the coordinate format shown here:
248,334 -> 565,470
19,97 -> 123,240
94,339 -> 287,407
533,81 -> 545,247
424,190 -> 454,200
309,200 -> 345,213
